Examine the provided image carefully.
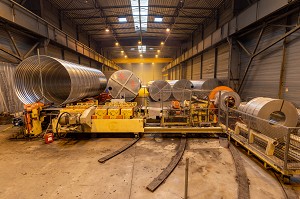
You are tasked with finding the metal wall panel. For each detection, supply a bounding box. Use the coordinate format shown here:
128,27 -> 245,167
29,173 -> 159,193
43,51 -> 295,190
283,31 -> 300,106
202,49 -> 215,79
47,44 -> 62,59
64,50 -> 78,63
239,26 -> 285,100
192,55 -> 201,80
217,43 -> 229,83
186,59 -> 192,79
0,62 -> 23,113
80,56 -> 90,67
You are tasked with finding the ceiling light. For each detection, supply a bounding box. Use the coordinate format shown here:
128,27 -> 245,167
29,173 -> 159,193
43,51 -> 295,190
140,54 -> 143,57
166,28 -> 170,32
118,17 -> 127,22
115,42 -> 119,46
121,50 -> 124,53
105,27 -> 109,32
149,47 -> 154,50
130,48 -> 135,51
160,41 -> 164,45
124,55 -> 127,58
154,17 -> 163,22
138,41 -> 142,45
155,54 -> 158,58
152,62 -> 154,65
157,50 -> 160,53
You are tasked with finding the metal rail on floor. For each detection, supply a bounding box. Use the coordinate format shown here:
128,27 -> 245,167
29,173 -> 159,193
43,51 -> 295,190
144,126 -> 223,134
146,137 -> 187,192
98,138 -> 140,163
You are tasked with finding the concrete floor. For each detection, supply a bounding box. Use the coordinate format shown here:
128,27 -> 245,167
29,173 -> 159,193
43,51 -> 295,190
0,125 -> 299,199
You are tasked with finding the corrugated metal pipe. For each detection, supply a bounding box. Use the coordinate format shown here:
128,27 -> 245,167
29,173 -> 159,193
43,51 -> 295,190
14,55 -> 107,105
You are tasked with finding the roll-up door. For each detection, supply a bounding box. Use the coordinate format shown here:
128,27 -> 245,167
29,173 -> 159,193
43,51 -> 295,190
202,49 -> 215,79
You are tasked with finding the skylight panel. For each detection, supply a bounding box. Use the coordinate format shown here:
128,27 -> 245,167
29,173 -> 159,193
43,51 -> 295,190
130,0 -> 148,31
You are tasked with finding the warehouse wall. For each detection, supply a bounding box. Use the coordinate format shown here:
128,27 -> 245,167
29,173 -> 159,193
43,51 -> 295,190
0,62 -> 23,113
238,14 -> 300,107
121,63 -> 163,85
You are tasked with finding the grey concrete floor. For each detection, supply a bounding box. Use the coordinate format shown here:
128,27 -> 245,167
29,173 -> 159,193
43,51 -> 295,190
0,124 -> 299,199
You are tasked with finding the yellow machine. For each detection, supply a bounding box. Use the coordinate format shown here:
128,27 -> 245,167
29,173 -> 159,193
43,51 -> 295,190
23,102 -> 45,136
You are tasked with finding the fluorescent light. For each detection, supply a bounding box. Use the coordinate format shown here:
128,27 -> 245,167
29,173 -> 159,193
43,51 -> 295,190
131,0 -> 148,31
149,47 -> 154,50
130,48 -> 135,51
118,17 -> 127,22
154,17 -> 163,22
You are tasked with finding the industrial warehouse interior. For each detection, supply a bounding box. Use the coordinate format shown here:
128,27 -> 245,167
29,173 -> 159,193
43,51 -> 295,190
1,0 -> 300,198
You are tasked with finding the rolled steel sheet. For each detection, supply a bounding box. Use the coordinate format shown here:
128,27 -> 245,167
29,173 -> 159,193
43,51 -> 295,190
214,90 -> 241,110
148,80 -> 171,101
191,79 -> 223,90
168,79 -> 193,101
238,97 -> 298,139
107,70 -> 141,101
14,55 -> 107,105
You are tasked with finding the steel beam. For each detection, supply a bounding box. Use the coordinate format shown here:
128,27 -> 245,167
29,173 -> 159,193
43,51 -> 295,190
61,5 -> 216,12
112,58 -> 173,64
71,14 -> 211,20
0,0 -> 120,70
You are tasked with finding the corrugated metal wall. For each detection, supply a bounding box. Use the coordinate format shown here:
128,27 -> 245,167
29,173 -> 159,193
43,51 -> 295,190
0,62 -> 23,113
239,26 -> 284,100
217,43 -> 229,83
186,59 -> 192,79
202,49 -> 215,78
282,28 -> 300,106
192,55 -> 201,80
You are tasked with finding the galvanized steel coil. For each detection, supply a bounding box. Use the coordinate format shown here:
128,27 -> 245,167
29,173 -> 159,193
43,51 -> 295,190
191,79 -> 223,90
14,55 -> 107,105
168,79 -> 193,101
214,90 -> 241,110
148,80 -> 171,101
107,70 -> 141,101
238,97 -> 298,139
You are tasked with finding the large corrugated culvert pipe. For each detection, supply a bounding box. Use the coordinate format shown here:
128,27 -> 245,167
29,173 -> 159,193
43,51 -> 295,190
14,55 -> 107,105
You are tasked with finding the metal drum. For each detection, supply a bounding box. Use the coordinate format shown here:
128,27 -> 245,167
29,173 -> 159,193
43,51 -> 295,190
238,97 -> 298,139
107,70 -> 141,101
168,79 -> 193,101
191,78 -> 223,90
148,80 -> 171,101
14,55 -> 107,105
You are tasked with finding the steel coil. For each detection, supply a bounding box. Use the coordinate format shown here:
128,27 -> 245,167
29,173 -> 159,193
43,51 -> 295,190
168,79 -> 193,101
107,70 -> 141,101
148,80 -> 171,101
238,97 -> 298,139
14,55 -> 107,105
191,79 -> 223,90
214,90 -> 241,110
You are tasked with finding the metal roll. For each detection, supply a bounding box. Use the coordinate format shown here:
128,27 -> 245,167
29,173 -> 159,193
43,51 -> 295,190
214,90 -> 241,110
191,78 -> 223,90
148,80 -> 171,101
14,55 -> 107,105
107,70 -> 141,101
238,97 -> 298,139
168,79 -> 193,101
